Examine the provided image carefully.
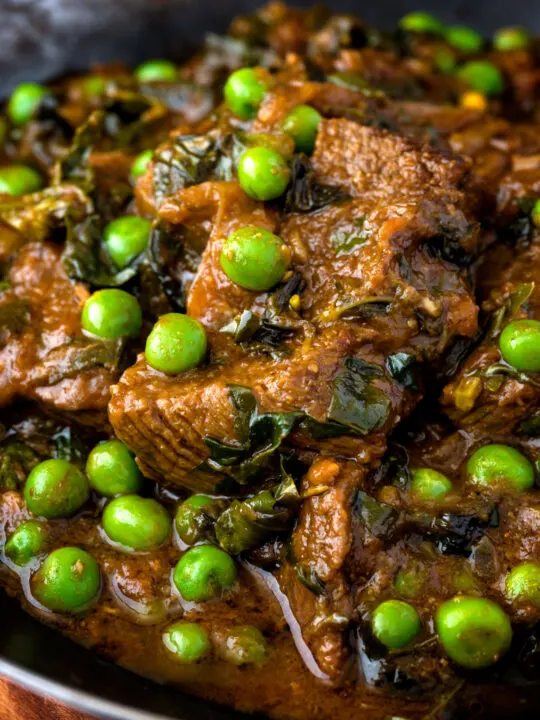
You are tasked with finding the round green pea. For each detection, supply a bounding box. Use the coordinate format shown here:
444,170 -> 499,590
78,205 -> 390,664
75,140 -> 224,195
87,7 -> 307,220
5,521 -> 47,566
282,105 -> 322,155
371,599 -> 420,649
224,68 -> 267,120
175,495 -> 213,545
237,147 -> 290,202
24,459 -> 89,519
458,61 -> 504,96
436,596 -> 512,668
32,547 -> 100,613
86,440 -> 143,497
399,12 -> 445,36
410,468 -> 453,502
131,150 -> 153,179
7,83 -> 48,125
135,60 -> 177,83
220,625 -> 268,666
499,319 -> 540,372
173,545 -> 237,602
104,216 -> 152,269
162,621 -> 211,663
220,226 -> 290,292
505,562 -> 540,608
145,313 -> 207,375
0,165 -> 42,196
494,27 -> 530,52
445,26 -> 484,54
467,444 -> 535,492
81,289 -> 142,339
102,495 -> 171,551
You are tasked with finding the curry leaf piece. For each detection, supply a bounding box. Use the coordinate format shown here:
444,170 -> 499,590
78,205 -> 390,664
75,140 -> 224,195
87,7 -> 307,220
0,186 -> 91,243
51,427 -> 87,464
62,214 -> 142,287
152,131 -> 245,206
332,216 -> 370,257
356,491 -> 398,538
215,489 -> 294,555
329,357 -> 390,435
203,385 -> 301,484
53,110 -> 105,190
488,282 -> 535,338
284,155 -> 349,214
294,564 -> 326,596
386,352 -> 420,392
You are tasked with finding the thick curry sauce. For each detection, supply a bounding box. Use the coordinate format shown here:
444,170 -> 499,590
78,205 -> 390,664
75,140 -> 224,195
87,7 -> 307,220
1,4 -> 540,719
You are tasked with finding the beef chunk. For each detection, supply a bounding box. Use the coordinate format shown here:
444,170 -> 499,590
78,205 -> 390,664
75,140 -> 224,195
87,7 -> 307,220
442,236 -> 540,434
0,242 -> 119,420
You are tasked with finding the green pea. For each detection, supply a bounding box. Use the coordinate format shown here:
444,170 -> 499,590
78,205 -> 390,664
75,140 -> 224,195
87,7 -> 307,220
81,289 -> 142,339
436,596 -> 512,668
0,165 -> 42,196
220,226 -> 290,292
82,75 -> 106,97
237,147 -> 290,202
505,562 -> 540,608
224,68 -> 267,120
371,599 -> 420,649
131,150 -> 153,179
145,313 -> 207,375
7,83 -> 48,125
85,440 -> 142,497
175,495 -> 213,545
32,547 -> 100,613
410,468 -> 453,502
445,26 -> 484,54
102,495 -> 171,551
5,521 -> 47,566
494,27 -> 530,52
104,216 -> 152,269
282,105 -> 322,155
220,625 -> 268,666
135,60 -> 177,83
173,545 -> 237,602
24,459 -> 89,519
499,319 -> 540,372
162,621 -> 211,663
458,61 -> 504,96
466,444 -> 534,492
399,12 -> 445,36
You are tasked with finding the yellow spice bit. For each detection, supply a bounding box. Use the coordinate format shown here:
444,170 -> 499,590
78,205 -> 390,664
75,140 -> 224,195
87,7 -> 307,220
454,375 -> 483,412
289,293 -> 301,311
460,91 -> 488,112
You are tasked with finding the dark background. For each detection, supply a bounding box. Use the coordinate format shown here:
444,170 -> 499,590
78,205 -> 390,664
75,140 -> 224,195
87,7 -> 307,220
1,0 -> 540,718
0,0 -> 539,93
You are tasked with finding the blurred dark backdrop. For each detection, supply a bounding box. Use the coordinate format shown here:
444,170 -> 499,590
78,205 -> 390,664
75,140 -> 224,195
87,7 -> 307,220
0,0 -> 538,94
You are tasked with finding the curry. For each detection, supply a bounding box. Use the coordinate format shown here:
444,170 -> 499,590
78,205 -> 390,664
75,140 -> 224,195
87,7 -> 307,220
1,4 -> 540,719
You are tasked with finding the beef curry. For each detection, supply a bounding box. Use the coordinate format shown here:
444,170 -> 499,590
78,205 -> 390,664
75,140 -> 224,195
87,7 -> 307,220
1,4 -> 540,719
